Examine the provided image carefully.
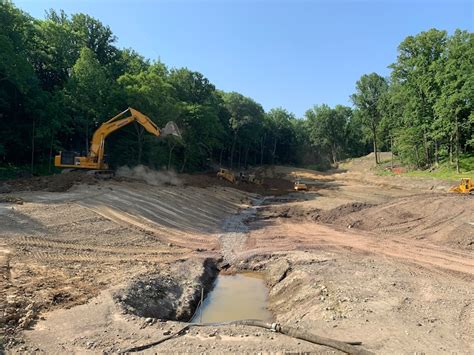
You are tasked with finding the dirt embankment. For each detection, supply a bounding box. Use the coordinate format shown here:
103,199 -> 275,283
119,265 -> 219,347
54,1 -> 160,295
183,172 -> 293,196
1,169 -> 293,196
257,193 -> 473,250
0,171 -> 98,193
0,181 -> 249,349
257,201 -> 373,223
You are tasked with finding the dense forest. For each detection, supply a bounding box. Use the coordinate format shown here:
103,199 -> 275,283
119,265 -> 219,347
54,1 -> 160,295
0,2 -> 472,175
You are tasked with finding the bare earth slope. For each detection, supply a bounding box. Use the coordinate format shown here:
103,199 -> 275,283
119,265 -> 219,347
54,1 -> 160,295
1,156 -> 473,354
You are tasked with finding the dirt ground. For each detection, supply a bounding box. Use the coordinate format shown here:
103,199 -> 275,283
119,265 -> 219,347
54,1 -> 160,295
1,156 -> 473,354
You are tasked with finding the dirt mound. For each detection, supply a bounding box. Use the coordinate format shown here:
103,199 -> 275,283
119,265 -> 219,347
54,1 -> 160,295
183,172 -> 293,196
311,202 -> 374,223
257,201 -> 373,223
1,171 -> 98,193
332,194 -> 474,249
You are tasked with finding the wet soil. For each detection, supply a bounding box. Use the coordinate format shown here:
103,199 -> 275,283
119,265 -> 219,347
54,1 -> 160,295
191,272 -> 272,323
115,258 -> 218,321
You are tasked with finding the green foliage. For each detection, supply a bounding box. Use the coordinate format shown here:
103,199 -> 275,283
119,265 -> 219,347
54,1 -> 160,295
0,2 -> 471,176
351,73 -> 388,163
305,104 -> 355,164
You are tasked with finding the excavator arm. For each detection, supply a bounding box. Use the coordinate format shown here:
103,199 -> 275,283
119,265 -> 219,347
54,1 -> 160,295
89,108 -> 162,160
55,107 -> 180,170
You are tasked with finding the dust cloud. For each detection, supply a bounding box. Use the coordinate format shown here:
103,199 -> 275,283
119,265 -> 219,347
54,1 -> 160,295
116,165 -> 182,186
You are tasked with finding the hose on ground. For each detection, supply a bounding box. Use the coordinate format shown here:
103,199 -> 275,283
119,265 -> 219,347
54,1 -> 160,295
119,319 -> 374,355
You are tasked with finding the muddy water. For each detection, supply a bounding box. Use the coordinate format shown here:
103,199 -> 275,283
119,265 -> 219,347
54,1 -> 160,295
191,272 -> 272,323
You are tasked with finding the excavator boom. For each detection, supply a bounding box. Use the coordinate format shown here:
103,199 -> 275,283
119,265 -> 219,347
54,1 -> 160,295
55,108 -> 180,171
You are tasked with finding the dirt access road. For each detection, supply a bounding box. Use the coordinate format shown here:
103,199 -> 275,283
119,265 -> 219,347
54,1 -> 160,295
1,155 -> 473,354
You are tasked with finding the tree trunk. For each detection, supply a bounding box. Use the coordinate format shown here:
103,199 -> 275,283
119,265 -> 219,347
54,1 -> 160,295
271,138 -> 277,165
390,136 -> 393,170
455,118 -> 460,173
48,132 -> 54,173
230,131 -> 237,169
372,128 -> 378,164
219,148 -> 224,166
449,135 -> 453,164
434,140 -> 439,167
31,118 -> 36,174
238,144 -> 242,170
260,133 -> 266,165
85,121 -> 89,153
415,145 -> 420,168
135,124 -> 144,165
244,147 -> 249,169
422,128 -> 429,166
167,142 -> 176,170
180,152 -> 187,173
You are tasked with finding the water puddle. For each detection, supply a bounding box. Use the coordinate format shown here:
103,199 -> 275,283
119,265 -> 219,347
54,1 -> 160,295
191,272 -> 272,323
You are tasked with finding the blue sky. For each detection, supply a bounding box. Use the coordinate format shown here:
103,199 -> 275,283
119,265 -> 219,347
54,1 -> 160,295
15,0 -> 474,117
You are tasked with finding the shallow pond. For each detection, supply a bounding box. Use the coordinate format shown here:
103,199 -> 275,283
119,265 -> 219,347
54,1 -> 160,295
191,272 -> 272,323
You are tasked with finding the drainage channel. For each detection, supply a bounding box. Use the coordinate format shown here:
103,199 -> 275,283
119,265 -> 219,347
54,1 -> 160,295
191,272 -> 272,323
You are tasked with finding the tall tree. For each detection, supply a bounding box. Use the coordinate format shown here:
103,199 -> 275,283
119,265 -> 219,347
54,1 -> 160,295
351,73 -> 388,164
306,104 -> 352,165
222,92 -> 264,169
434,30 -> 474,172
63,47 -> 111,152
265,108 -> 296,164
389,29 -> 448,167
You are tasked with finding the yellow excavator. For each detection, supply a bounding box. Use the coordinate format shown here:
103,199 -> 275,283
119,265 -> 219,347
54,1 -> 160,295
54,107 -> 180,173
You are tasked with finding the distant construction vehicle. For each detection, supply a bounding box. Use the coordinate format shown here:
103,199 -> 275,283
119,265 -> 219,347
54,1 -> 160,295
294,177 -> 308,191
55,108 -> 180,173
217,168 -> 236,184
449,178 -> 473,194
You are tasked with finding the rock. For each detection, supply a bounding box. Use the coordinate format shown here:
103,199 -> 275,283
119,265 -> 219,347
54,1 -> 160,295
163,330 -> 171,335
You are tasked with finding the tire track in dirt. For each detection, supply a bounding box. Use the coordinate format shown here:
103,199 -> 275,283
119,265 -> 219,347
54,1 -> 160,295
248,220 -> 474,278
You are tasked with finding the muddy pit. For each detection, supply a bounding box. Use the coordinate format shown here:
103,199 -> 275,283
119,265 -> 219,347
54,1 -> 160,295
191,272 -> 272,323
114,259 -> 218,321
114,258 -> 273,324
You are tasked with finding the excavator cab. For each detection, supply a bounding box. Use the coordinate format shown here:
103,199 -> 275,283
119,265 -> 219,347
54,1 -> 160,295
57,151 -> 79,166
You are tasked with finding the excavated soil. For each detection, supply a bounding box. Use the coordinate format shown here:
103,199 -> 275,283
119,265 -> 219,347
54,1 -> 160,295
0,171 -> 98,193
328,193 -> 474,249
115,258 -> 218,321
257,193 -> 473,250
1,156 -> 473,354
257,201 -> 374,223
183,172 -> 293,196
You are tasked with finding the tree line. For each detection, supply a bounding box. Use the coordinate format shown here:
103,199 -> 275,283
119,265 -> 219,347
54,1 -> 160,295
0,2 -> 472,175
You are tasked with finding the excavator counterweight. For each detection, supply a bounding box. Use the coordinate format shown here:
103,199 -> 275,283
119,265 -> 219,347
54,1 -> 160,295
54,108 -> 180,171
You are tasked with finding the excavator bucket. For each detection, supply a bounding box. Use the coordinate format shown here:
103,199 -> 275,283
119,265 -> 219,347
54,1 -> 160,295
161,121 -> 181,138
